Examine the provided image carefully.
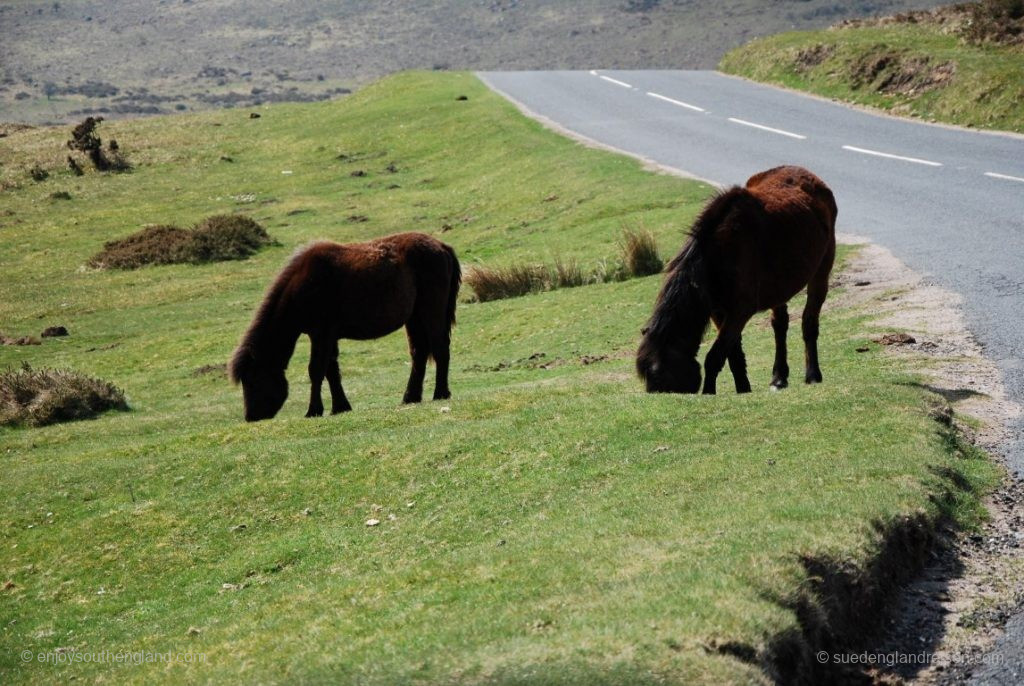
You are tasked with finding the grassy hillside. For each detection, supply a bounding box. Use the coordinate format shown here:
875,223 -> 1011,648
0,72 -> 997,683
0,0 -> 948,124
719,1 -> 1024,133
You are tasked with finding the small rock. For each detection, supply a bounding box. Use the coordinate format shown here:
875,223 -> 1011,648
365,518 -> 380,527
249,112 -> 261,119
653,446 -> 669,453
440,406 -> 451,413
406,501 -> 415,508
387,513 -> 397,521
455,95 -> 468,101
302,508 -> 313,517
855,346 -> 870,353
230,524 -> 247,533
187,626 -> 201,636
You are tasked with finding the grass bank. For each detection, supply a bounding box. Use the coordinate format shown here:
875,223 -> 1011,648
0,71 -> 998,683
719,1 -> 1024,133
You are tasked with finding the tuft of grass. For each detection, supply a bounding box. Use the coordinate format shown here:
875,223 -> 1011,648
620,225 -> 663,277
88,215 -> 273,269
0,363 -> 128,427
465,263 -> 550,302
466,229 -> 663,302
720,0 -> 1024,132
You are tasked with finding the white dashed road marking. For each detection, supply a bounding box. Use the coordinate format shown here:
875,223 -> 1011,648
646,92 -> 706,113
727,117 -> 806,140
984,171 -> 1024,184
842,145 -> 942,167
599,75 -> 633,89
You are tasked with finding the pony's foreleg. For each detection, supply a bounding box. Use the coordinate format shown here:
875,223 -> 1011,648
702,316 -> 751,395
727,335 -> 752,394
306,335 -> 327,417
770,305 -> 790,389
402,323 -> 430,404
802,253 -> 834,384
325,339 -> 352,413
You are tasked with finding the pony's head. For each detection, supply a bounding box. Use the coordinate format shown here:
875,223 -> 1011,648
636,328 -> 702,393
229,345 -> 289,422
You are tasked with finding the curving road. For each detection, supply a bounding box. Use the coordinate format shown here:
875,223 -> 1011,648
479,69 -> 1024,684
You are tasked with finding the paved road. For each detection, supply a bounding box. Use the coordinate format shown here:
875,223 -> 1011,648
479,69 -> 1024,684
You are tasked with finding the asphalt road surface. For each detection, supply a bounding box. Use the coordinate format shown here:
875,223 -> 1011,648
479,69 -> 1024,685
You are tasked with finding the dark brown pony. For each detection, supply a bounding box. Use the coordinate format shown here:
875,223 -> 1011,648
637,166 -> 837,395
229,232 -> 460,421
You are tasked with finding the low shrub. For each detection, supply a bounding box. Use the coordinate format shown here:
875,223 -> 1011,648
89,215 -> 274,269
0,363 -> 128,427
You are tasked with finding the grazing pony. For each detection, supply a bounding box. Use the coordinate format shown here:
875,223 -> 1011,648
637,166 -> 837,395
229,232 -> 460,421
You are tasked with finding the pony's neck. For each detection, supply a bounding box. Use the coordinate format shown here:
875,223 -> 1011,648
244,315 -> 301,372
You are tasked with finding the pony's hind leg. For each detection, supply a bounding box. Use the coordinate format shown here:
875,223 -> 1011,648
770,305 -> 790,389
402,321 -> 430,404
306,335 -> 328,417
802,252 -> 834,384
325,339 -> 352,413
430,329 -> 451,401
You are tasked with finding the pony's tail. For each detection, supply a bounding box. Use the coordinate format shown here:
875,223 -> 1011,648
443,244 -> 461,330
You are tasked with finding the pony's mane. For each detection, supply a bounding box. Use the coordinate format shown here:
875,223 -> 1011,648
228,244 -> 313,383
647,186 -> 749,338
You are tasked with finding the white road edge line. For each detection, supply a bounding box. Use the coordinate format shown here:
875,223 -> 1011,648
599,75 -> 633,89
727,117 -> 806,140
984,171 -> 1024,184
842,145 -> 942,167
589,70 -> 599,76
646,91 -> 705,113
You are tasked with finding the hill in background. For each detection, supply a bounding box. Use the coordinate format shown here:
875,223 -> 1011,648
2,0 -> 946,125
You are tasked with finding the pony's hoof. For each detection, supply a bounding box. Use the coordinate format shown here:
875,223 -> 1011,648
770,379 -> 788,390
331,405 -> 352,414
305,409 -> 323,418
402,395 -> 422,404
433,391 -> 451,401
805,372 -> 823,384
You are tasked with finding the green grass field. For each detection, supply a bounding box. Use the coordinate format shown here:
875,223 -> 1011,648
0,72 -> 998,683
719,15 -> 1024,133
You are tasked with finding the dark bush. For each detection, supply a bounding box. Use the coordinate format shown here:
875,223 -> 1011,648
188,215 -> 274,262
67,116 -> 131,172
29,164 -> 48,182
89,224 -> 193,269
0,363 -> 128,427
89,216 -> 274,270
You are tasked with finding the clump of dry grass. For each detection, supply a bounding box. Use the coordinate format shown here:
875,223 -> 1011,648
465,264 -> 550,302
465,228 -> 663,302
89,215 -> 274,269
0,363 -> 128,427
620,226 -> 663,277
